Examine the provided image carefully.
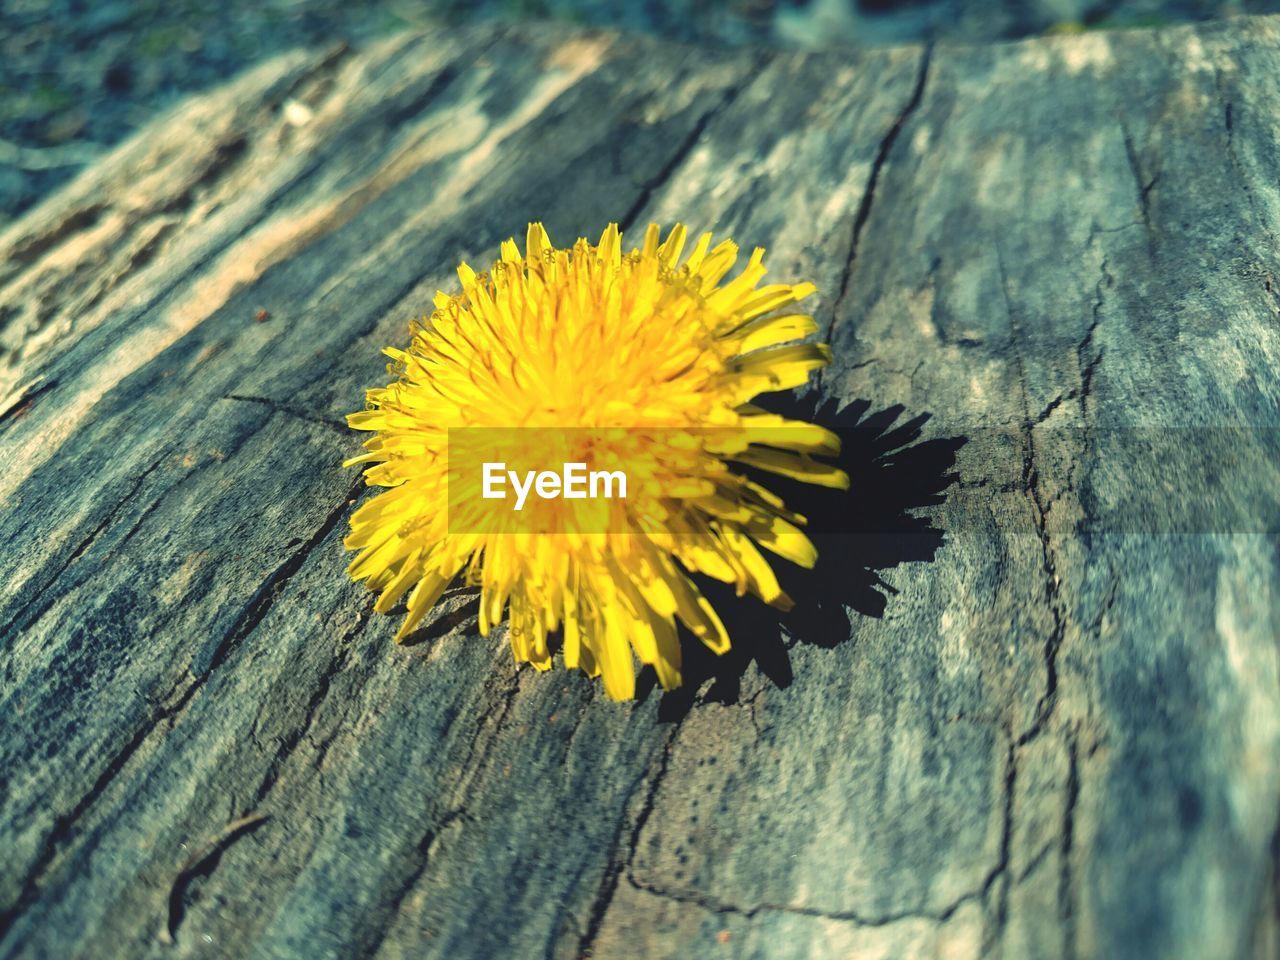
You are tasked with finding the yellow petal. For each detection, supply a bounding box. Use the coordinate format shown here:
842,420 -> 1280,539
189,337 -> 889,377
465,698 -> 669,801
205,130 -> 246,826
732,447 -> 851,489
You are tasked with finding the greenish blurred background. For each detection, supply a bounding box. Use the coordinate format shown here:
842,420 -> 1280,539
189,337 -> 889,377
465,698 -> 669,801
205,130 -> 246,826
0,0 -> 1275,226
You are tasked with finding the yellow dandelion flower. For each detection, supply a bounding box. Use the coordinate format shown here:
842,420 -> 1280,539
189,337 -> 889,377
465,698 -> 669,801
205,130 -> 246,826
344,222 -> 848,700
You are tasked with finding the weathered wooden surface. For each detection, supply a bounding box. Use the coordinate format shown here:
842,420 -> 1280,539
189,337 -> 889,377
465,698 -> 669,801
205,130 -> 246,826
1,17 -> 1278,960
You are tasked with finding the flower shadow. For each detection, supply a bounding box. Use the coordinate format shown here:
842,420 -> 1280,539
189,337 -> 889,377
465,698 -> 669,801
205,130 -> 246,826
645,394 -> 967,722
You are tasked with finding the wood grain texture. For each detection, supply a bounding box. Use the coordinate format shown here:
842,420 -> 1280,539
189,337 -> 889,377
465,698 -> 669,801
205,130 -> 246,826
1,17 -> 1278,960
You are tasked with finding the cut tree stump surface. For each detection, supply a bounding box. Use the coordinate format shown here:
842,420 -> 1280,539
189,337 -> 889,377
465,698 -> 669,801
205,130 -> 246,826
1,18 -> 1278,960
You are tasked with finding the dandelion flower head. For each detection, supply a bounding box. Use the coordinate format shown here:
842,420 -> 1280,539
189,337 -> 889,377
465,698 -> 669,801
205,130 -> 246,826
345,222 -> 847,700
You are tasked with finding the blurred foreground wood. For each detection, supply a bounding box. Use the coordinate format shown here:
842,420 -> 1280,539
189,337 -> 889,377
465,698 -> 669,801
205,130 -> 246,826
1,18 -> 1278,960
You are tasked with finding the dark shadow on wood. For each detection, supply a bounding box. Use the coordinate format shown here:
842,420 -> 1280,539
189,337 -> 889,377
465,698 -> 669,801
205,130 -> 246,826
399,591 -> 481,647
649,394 -> 966,720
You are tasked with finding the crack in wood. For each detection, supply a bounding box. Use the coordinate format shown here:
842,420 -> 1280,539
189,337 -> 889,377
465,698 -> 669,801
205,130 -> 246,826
162,813 -> 269,946
0,453 -> 167,644
980,734 -> 1018,951
616,62 -> 763,237
824,43 -> 932,349
1,43 -> 362,399
1210,53 -> 1280,249
250,614 -> 372,809
352,666 -> 526,957
627,818 -> 1010,930
0,379 -> 57,428
356,808 -> 474,959
577,726 -> 680,957
1015,839 -> 1056,884
1077,256 -> 1110,417
0,476 -> 363,932
1120,126 -> 1158,256
1060,733 -> 1080,960
1,42 -> 451,434
996,245 -> 1067,749
223,393 -> 348,434
3,204 -> 107,279
193,476 -> 365,677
